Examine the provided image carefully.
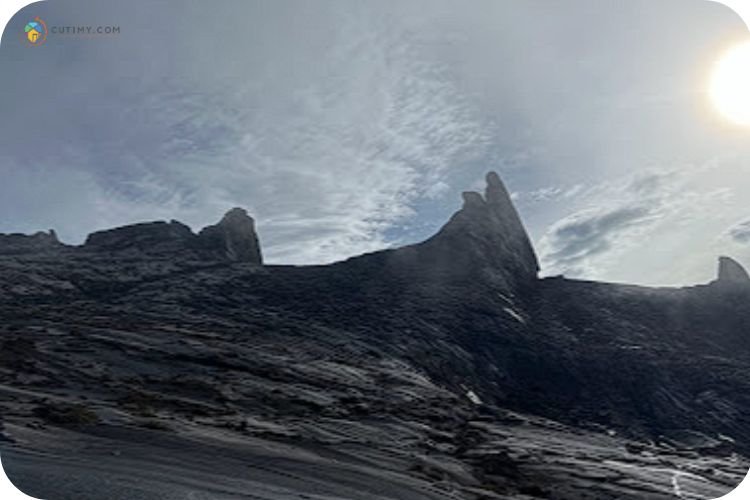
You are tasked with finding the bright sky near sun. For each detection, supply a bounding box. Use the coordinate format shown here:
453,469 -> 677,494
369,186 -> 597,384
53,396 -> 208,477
1,0 -> 750,287
711,41 -> 750,125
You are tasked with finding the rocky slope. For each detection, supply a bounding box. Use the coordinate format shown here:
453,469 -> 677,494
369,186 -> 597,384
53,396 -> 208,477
0,172 -> 748,499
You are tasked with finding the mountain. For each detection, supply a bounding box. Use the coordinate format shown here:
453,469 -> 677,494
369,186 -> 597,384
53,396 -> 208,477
716,256 -> 750,286
1,172 -> 748,500
197,207 -> 263,264
82,208 -> 263,264
0,230 -> 60,254
374,171 -> 539,290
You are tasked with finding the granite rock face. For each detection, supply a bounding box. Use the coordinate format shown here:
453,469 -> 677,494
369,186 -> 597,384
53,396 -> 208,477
716,256 -> 750,285
197,208 -> 263,264
0,230 -> 60,255
84,220 -> 194,252
76,210 -> 262,264
1,172 -> 749,500
432,171 -> 539,282
356,171 -> 539,297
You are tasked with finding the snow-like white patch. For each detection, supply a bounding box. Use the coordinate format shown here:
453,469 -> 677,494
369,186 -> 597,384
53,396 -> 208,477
466,390 -> 482,405
503,307 -> 526,324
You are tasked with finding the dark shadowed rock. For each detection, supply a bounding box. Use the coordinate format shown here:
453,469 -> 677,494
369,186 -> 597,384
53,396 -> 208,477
382,171 -> 538,292
2,171 -> 750,500
0,230 -> 61,255
716,256 -> 750,285
482,171 -> 539,277
84,220 -> 194,252
197,208 -> 263,264
429,171 -> 539,281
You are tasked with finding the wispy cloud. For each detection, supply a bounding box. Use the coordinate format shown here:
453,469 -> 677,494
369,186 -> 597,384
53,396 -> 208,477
728,220 -> 750,244
0,3 -> 493,265
3,0 -> 750,285
200,11 -> 493,264
540,205 -> 658,277
538,169 -> 686,281
537,160 -> 750,285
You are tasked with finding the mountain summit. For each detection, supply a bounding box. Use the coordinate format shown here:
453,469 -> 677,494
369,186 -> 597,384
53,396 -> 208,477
458,171 -> 539,278
84,220 -> 194,251
81,209 -> 262,264
197,208 -> 263,264
716,256 -> 750,285
379,171 -> 538,293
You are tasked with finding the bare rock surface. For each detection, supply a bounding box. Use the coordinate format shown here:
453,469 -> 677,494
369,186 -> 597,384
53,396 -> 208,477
716,256 -> 750,285
0,230 -> 61,255
85,220 -> 195,252
197,208 -> 263,264
0,172 -> 748,499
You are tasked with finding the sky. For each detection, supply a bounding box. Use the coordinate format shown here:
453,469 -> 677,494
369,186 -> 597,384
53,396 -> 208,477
1,0 -> 749,286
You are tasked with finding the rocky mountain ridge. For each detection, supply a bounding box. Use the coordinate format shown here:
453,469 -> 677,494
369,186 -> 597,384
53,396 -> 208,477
1,171 -> 749,499
2,207 -> 263,265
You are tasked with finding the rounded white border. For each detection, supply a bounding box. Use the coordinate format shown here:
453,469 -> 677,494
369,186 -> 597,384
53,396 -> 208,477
0,0 -> 749,499
711,1 -> 750,30
0,1 -> 44,48
0,452 -> 41,499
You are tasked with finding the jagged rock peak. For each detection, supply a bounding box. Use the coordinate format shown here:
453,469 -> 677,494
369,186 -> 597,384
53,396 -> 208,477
461,191 -> 485,208
717,256 -> 750,285
219,207 -> 254,225
460,171 -> 539,276
404,171 -> 539,288
485,171 -> 511,206
197,208 -> 262,264
459,172 -> 515,209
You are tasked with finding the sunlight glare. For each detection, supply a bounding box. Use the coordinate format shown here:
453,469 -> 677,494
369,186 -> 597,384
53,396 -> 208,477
710,40 -> 750,126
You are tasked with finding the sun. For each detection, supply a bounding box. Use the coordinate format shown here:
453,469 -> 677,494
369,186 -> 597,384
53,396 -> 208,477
710,40 -> 750,126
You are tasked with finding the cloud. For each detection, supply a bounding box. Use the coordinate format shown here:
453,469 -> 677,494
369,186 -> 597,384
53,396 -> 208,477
0,2 -> 493,265
537,169 -> 681,279
3,0 -> 750,285
535,159 -> 750,285
729,220 -> 750,244
539,204 -> 658,277
511,184 -> 584,204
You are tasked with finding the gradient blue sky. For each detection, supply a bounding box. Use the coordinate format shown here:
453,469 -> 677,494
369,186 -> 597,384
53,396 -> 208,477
1,0 -> 749,286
